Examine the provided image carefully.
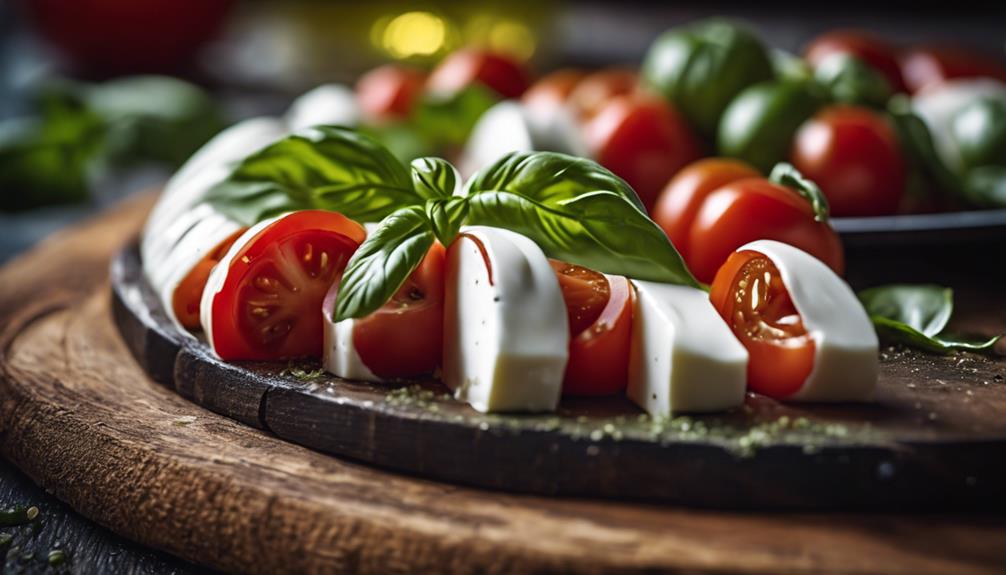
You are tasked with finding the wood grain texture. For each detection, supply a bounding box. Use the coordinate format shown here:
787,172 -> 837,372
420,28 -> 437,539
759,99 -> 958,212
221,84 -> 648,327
2,193 -> 1006,574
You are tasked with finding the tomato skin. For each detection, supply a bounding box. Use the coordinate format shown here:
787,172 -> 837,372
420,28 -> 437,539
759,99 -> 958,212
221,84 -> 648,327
791,105 -> 906,217
567,68 -> 639,119
352,243 -> 446,378
901,47 -> 1006,94
427,49 -> 531,100
356,64 -> 426,122
172,227 -> 246,329
522,69 -> 586,115
209,211 -> 365,361
805,30 -> 906,93
687,178 -> 844,283
652,158 -> 761,255
584,95 -> 702,212
710,250 -> 816,399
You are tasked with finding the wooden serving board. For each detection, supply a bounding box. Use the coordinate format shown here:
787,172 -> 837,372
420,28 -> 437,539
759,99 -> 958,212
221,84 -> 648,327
3,194 -> 1006,574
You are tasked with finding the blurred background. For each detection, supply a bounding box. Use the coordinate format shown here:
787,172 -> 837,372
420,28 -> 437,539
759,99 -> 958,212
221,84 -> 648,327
2,0 -> 1004,262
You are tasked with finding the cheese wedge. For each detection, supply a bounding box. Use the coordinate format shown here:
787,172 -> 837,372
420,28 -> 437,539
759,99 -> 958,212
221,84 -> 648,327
443,226 -> 569,413
627,281 -> 749,416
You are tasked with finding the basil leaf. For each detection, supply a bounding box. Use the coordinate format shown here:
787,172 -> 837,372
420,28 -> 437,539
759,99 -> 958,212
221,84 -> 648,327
411,156 -> 460,200
858,284 -> 952,337
887,96 -> 967,207
858,284 -> 1002,353
768,162 -> 830,222
333,206 -> 434,321
465,151 -> 645,212
425,196 -> 469,247
467,190 -> 699,286
207,126 -> 417,225
413,85 -> 498,149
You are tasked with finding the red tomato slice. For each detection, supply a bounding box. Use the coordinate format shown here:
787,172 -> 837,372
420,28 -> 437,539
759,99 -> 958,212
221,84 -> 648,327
584,95 -> 702,212
791,105 -> 905,217
901,46 -> 1006,94
208,211 -> 365,361
356,64 -> 426,122
350,242 -> 446,379
172,227 -> 247,329
805,30 -> 906,93
652,158 -> 761,256
710,250 -> 816,399
426,49 -> 531,100
686,178 -> 845,284
550,260 -> 633,396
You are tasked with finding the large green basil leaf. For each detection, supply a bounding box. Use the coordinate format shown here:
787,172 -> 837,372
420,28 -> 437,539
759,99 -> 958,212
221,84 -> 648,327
333,206 -> 434,321
464,151 -> 645,211
642,19 -> 774,140
411,156 -> 460,200
207,126 -> 417,226
425,196 -> 469,247
812,53 -> 892,108
768,162 -> 830,222
466,190 -> 699,287
858,284 -> 1001,353
718,80 -> 823,173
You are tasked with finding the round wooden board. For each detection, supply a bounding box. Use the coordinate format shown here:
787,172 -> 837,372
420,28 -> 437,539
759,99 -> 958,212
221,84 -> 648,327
3,194 -> 1006,574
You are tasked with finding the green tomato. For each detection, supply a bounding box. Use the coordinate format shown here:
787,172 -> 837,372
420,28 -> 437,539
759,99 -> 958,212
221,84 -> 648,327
717,80 -> 823,173
641,19 -> 774,140
951,96 -> 1006,171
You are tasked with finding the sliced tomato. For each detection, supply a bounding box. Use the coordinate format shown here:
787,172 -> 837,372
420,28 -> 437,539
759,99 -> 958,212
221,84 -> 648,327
710,250 -> 816,399
356,64 -> 426,122
350,242 -> 446,379
172,227 -> 246,329
804,30 -> 906,93
584,94 -> 702,212
550,260 -> 633,396
652,158 -> 760,255
426,49 -> 531,100
208,211 -> 365,361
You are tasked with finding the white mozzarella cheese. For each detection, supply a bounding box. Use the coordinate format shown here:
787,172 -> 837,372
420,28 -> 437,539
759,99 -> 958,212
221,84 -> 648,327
740,240 -> 878,402
286,84 -> 361,132
460,101 -> 588,176
912,79 -> 1006,171
627,281 -> 749,416
443,226 -> 569,413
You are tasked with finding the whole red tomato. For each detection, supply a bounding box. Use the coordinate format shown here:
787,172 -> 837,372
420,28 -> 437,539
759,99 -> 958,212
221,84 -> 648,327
652,158 -> 844,284
567,68 -> 639,119
426,49 -> 531,100
805,30 -> 906,93
901,46 -> 1006,94
583,95 -> 701,212
356,64 -> 426,122
791,106 -> 906,217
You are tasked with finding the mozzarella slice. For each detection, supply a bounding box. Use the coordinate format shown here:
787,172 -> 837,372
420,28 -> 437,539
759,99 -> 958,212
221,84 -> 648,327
741,240 -> 879,402
460,101 -> 587,176
627,281 -> 749,416
286,84 -> 361,132
912,79 -> 1006,171
443,226 -> 569,413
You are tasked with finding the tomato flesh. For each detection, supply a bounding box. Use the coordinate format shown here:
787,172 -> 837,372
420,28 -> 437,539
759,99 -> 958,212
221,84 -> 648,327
550,260 -> 633,396
351,243 -> 446,378
209,211 -> 365,361
710,250 -> 815,399
172,227 -> 246,329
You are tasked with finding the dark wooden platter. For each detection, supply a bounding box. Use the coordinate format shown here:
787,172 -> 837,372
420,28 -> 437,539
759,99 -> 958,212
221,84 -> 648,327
4,194 -> 1006,574
108,208 -> 1006,511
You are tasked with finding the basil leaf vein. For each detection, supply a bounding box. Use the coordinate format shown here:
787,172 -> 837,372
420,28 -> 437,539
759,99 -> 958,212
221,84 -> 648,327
411,156 -> 460,199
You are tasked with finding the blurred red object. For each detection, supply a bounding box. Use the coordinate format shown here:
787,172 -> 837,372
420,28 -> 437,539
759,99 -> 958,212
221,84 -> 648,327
901,46 -> 1006,94
25,0 -> 234,75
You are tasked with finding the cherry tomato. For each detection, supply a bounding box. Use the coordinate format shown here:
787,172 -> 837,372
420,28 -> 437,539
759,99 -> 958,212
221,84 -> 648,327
901,46 -> 1006,94
172,227 -> 246,329
567,68 -> 639,119
689,178 -> 845,283
804,30 -> 906,93
356,64 -> 426,122
791,105 -> 906,217
351,243 -> 446,378
208,211 -> 366,361
584,95 -> 702,212
550,260 -> 633,396
710,250 -> 816,399
522,69 -> 586,115
426,49 -> 531,100
652,158 -> 760,255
